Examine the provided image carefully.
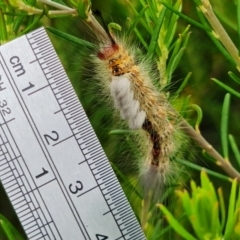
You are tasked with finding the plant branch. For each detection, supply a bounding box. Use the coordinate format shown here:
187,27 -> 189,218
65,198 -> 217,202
38,0 -> 75,11
199,0 -> 240,71
180,119 -> 240,182
37,0 -> 77,16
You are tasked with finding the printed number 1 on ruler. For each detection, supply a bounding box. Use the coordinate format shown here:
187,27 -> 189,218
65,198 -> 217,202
0,27 -> 146,240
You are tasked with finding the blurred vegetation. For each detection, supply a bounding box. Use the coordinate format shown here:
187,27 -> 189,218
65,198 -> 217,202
1,0 -> 240,239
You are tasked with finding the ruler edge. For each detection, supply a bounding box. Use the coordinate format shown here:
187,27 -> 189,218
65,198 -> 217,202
0,26 -> 146,240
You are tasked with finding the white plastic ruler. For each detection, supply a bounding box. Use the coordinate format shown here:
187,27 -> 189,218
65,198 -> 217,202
0,27 -> 145,240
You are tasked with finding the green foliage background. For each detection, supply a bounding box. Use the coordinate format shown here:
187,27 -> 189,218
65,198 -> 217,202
1,0 -> 240,239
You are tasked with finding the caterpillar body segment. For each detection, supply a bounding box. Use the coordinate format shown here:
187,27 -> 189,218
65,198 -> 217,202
110,76 -> 146,129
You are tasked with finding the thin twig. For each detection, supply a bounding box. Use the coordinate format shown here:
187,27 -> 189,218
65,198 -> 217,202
48,10 -> 77,15
37,0 -> 77,16
199,0 -> 240,71
38,0 -> 76,12
180,119 -> 240,182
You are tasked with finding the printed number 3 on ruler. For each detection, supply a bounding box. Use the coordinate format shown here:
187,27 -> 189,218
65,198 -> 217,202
0,27 -> 146,240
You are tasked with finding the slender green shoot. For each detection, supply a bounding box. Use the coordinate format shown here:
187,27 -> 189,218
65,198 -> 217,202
189,104 -> 203,133
229,134 -> 240,170
146,6 -> 166,59
221,93 -> 231,160
46,26 -> 96,49
228,71 -> 240,84
212,78 -> 240,98
224,179 -> 237,240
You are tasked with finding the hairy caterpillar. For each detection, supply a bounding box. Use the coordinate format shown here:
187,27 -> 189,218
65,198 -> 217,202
82,12 -> 186,210
95,41 -> 180,196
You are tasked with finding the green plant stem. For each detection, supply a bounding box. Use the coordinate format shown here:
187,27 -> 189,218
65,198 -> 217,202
180,120 -> 240,182
199,0 -> 240,71
38,0 -> 74,11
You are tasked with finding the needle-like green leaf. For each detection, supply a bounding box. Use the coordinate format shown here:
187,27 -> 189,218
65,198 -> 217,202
212,78 -> 240,98
0,214 -> 25,240
167,47 -> 185,81
158,204 -> 197,240
221,93 -> 231,160
176,72 -> 192,96
46,26 -> 96,49
127,5 -> 148,35
108,129 -> 136,135
126,0 -> 152,34
146,6 -> 166,59
229,134 -> 240,169
228,71 -> 240,84
159,1 -> 211,32
217,188 -> 226,231
224,179 -> 237,240
176,159 -> 231,182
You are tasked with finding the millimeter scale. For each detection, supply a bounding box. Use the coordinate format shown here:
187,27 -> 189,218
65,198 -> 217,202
0,27 -> 145,240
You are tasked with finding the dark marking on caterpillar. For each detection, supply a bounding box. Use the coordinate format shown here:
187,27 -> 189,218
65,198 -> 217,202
142,119 -> 161,166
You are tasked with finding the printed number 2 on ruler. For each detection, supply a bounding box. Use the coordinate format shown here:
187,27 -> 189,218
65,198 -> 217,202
0,27 -> 145,240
